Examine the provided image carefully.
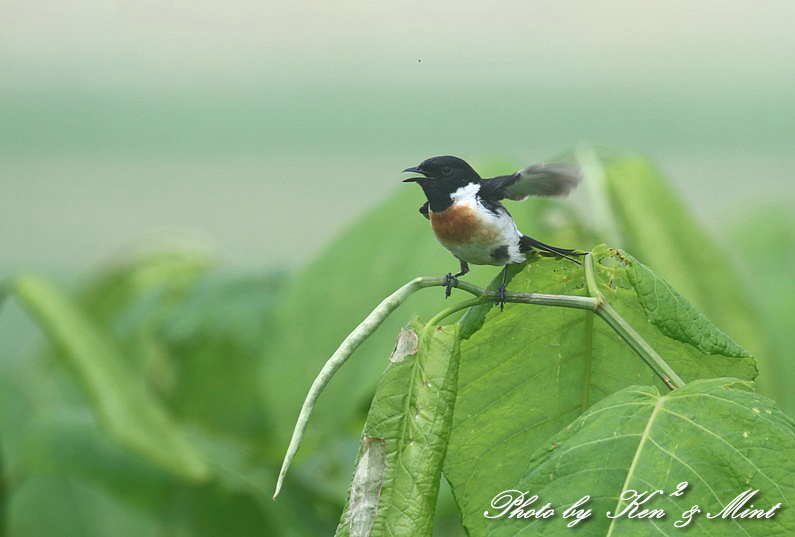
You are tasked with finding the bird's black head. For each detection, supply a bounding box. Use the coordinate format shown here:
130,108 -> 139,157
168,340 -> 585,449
403,155 -> 480,184
402,156 -> 481,210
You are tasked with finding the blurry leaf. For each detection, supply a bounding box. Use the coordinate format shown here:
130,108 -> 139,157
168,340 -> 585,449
584,151 -> 775,395
336,319 -> 460,537
12,276 -> 209,482
5,258 -> 333,536
731,207 -> 795,417
263,176 -> 586,464
7,476 -> 288,537
76,250 -> 283,439
154,273 -> 284,439
8,477 -> 158,537
160,485 -> 282,537
78,250 -> 212,322
17,407 -> 331,537
433,478 -> 468,537
18,407 -> 179,511
485,379 -> 795,536
1,440 -> 6,537
180,426 -> 272,499
0,278 -> 9,309
445,246 -> 755,536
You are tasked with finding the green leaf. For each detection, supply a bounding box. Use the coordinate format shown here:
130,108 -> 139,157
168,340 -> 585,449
11,276 -> 210,482
485,378 -> 795,536
17,408 -> 179,511
335,319 -> 460,537
586,151 -> 776,395
622,249 -> 747,358
731,207 -> 795,418
71,249 -> 284,440
444,245 -> 755,536
152,272 -> 284,439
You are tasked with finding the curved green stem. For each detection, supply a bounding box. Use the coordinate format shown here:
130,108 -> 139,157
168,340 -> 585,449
584,251 -> 603,306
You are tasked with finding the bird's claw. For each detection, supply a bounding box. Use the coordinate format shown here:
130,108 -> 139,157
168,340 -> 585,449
494,285 -> 506,311
443,273 -> 458,298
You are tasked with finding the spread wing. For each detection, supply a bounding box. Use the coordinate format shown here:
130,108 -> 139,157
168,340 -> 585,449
480,163 -> 581,201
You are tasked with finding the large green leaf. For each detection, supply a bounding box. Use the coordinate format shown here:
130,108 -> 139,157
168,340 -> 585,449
11,276 -> 209,481
485,378 -> 795,536
585,151 -> 775,396
444,245 -> 756,536
335,319 -> 460,537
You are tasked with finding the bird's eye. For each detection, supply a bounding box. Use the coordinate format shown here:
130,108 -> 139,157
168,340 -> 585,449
441,166 -> 453,176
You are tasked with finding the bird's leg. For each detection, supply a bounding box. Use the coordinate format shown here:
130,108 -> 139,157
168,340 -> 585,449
443,259 -> 470,298
495,265 -> 510,311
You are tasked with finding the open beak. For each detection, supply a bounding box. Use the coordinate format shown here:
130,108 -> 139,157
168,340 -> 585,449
402,166 -> 424,182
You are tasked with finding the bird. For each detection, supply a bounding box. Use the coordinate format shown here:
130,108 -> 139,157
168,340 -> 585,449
402,155 -> 584,308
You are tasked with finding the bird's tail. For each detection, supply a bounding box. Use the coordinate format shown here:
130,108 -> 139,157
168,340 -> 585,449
519,235 -> 585,265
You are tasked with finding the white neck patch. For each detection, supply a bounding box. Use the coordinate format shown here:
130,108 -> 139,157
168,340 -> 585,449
450,182 -> 480,202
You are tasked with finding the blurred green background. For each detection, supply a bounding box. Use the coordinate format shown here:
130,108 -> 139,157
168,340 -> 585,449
2,2 -> 795,536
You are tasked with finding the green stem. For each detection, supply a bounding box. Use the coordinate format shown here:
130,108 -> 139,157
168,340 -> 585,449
423,297 -> 487,336
584,251 -> 602,304
583,254 -> 685,390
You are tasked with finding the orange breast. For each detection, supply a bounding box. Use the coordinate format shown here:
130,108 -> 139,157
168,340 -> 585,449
430,204 -> 494,245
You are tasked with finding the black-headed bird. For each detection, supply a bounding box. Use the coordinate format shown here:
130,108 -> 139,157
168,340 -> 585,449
403,155 -> 584,308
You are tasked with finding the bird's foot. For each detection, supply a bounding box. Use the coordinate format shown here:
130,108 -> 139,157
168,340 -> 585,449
443,273 -> 458,298
494,285 -> 507,311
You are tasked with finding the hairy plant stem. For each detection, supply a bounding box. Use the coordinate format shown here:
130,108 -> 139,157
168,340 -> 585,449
274,257 -> 684,498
